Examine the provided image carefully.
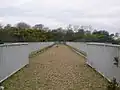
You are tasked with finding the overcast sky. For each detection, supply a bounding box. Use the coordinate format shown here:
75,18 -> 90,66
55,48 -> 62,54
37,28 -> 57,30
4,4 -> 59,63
0,0 -> 120,33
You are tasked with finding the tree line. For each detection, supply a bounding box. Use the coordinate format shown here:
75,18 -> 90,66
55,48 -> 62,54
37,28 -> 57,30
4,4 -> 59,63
0,22 -> 120,44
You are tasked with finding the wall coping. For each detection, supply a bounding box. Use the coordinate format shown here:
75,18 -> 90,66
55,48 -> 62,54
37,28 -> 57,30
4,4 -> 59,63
87,43 -> 120,47
0,43 -> 28,47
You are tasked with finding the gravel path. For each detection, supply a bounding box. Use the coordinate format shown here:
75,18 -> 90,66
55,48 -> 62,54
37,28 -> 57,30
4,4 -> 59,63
2,45 -> 108,90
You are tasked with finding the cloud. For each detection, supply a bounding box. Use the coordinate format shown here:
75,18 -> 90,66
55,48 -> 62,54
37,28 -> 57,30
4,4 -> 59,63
0,0 -> 120,33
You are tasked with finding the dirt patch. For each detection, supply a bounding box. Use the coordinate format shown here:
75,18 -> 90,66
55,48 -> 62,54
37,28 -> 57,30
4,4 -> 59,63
2,45 -> 108,90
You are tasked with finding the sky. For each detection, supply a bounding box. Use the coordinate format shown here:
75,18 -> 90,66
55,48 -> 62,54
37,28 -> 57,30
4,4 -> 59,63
0,0 -> 120,33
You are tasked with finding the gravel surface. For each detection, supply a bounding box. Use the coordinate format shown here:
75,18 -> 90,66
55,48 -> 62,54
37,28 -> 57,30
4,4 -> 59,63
2,45 -> 108,90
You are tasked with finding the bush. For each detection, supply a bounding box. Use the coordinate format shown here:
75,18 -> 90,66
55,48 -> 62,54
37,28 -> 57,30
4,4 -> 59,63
107,78 -> 120,90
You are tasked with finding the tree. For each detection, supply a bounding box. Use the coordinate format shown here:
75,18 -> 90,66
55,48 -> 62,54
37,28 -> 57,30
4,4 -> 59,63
16,22 -> 31,29
0,22 -> 119,43
65,28 -> 74,41
0,24 -> 3,29
73,25 -> 79,32
93,30 -> 109,36
115,33 -> 120,37
33,24 -> 44,30
92,30 -> 110,42
85,30 -> 91,35
4,24 -> 12,29
67,24 -> 73,31
43,27 -> 50,32
80,25 -> 93,31
78,29 -> 85,35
